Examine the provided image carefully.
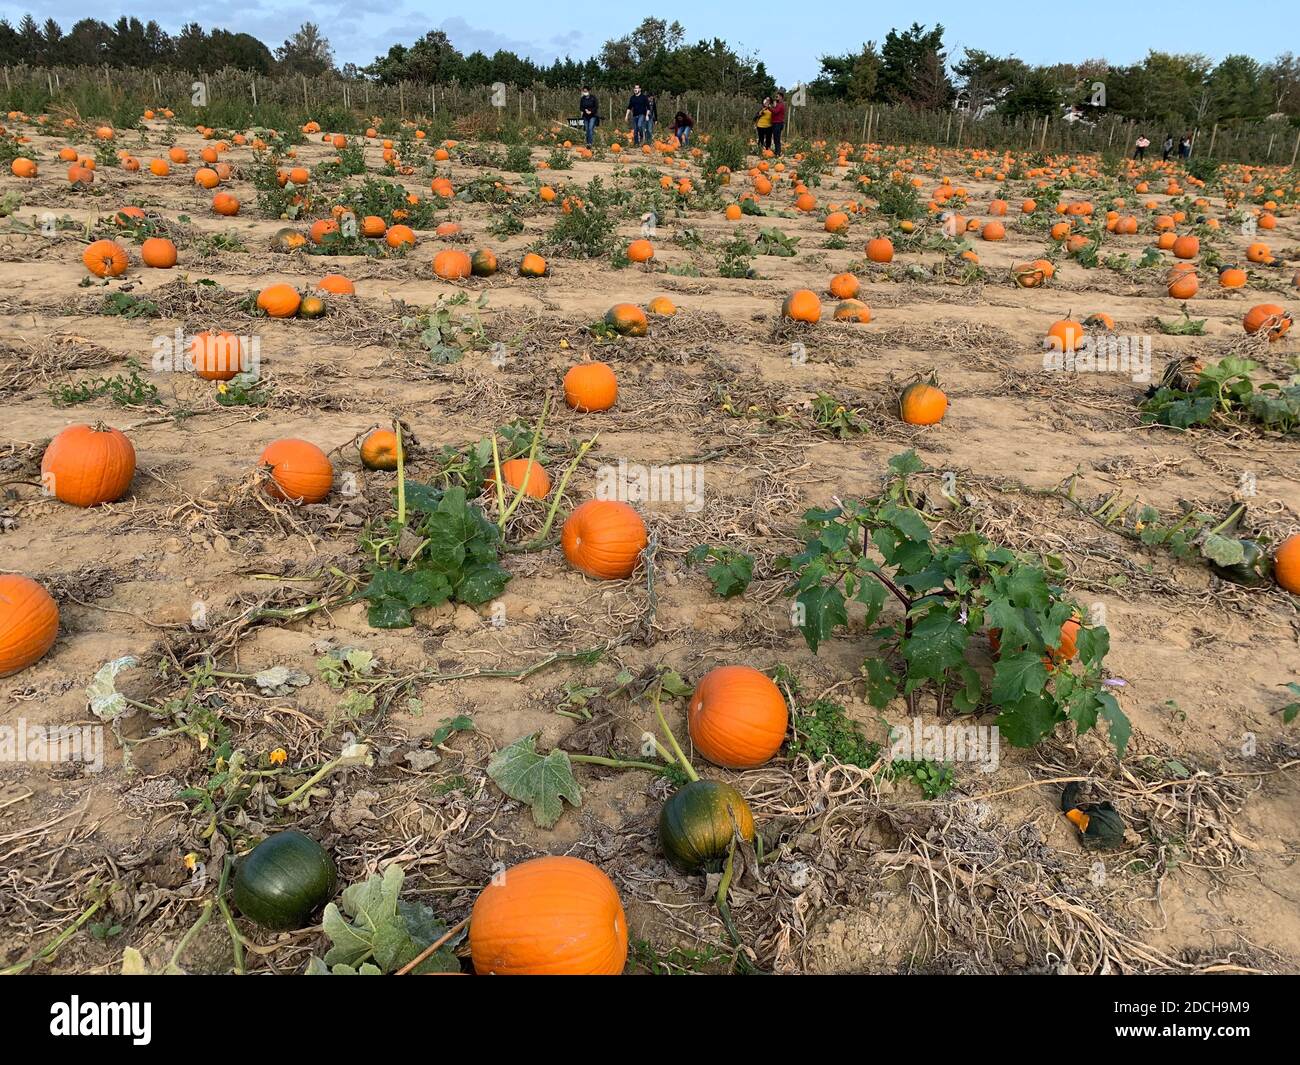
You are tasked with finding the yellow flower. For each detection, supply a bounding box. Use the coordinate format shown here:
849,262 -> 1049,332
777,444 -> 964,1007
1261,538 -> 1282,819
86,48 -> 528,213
183,852 -> 198,871
269,747 -> 287,766
217,382 -> 228,394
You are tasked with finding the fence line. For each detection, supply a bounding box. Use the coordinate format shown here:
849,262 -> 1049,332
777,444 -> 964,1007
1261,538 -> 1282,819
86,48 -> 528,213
2,64 -> 1295,166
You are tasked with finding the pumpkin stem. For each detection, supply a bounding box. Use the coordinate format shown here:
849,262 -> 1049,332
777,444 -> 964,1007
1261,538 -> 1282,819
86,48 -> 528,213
653,684 -> 698,782
394,420 -> 406,530
510,432 -> 598,551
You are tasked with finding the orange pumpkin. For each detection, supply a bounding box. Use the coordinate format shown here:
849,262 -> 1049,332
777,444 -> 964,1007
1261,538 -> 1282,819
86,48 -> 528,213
82,239 -> 128,278
10,157 -> 37,178
469,856 -> 627,976
260,439 -> 333,503
433,249 -> 473,280
981,220 -> 1006,241
832,299 -> 872,323
385,224 -> 416,248
1171,234 -> 1199,260
0,574 -> 59,678
829,272 -> 860,299
561,500 -> 647,579
189,331 -> 245,380
140,237 -> 177,268
361,215 -> 387,238
212,192 -> 240,216
899,378 -> 948,425
1242,303 -> 1291,340
496,458 -> 551,499
687,665 -> 788,769
360,430 -> 401,471
626,239 -> 654,263
41,423 -> 136,507
519,252 -> 547,277
604,303 -> 648,337
1167,270 -> 1199,299
1046,318 -> 1084,354
866,237 -> 894,263
317,273 -> 354,295
782,289 -> 821,323
1274,534 -> 1300,595
257,283 -> 302,318
563,363 -> 618,412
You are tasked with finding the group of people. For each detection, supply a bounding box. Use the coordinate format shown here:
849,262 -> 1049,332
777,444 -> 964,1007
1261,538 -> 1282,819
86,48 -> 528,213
577,84 -> 695,149
754,93 -> 787,155
1133,131 -> 1193,161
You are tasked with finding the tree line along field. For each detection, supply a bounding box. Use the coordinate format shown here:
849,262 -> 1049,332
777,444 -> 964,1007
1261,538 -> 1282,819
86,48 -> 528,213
0,99 -> 1297,975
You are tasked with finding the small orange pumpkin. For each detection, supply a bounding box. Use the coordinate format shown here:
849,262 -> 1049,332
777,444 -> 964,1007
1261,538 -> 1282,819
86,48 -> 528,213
1242,303 -> 1292,340
899,377 -> 948,425
140,237 -> 177,268
433,249 -> 473,280
360,430 -> 401,471
781,289 -> 821,323
496,458 -> 551,499
257,283 -> 302,319
1274,534 -> 1300,595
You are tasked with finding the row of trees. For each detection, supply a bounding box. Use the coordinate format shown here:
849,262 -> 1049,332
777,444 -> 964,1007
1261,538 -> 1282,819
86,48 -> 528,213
0,15 -> 773,95
812,23 -> 1300,129
3,13 -> 1298,131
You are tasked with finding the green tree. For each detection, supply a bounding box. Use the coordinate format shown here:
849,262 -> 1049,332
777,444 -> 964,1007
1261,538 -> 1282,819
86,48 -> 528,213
276,22 -> 334,76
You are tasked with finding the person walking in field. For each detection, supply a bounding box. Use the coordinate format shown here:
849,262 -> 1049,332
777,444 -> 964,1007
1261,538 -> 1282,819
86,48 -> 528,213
670,110 -> 694,147
579,86 -> 599,148
1133,134 -> 1149,160
646,94 -> 658,141
1162,133 -> 1174,161
755,97 -> 773,151
769,92 -> 786,156
1179,132 -> 1192,159
625,84 -> 650,145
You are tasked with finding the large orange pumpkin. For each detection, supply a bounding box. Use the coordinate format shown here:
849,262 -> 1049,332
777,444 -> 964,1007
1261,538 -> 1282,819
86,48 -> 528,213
1046,318 -> 1085,354
1242,303 -> 1291,340
687,665 -> 788,769
469,856 -> 628,976
866,237 -> 894,263
317,273 -> 354,295
257,283 -> 301,318
82,239 -> 128,277
41,423 -> 136,507
563,363 -> 618,412
189,331 -> 245,380
561,500 -> 647,579
0,575 -> 59,677
626,239 -> 655,263
782,289 -> 821,323
260,439 -> 333,503
433,249 -> 472,280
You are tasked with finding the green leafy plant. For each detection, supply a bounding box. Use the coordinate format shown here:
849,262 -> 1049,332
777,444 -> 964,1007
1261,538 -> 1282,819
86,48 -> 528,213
686,545 -> 754,598
306,864 -> 460,974
1141,357 -> 1300,433
776,450 -> 1130,753
52,360 -> 158,407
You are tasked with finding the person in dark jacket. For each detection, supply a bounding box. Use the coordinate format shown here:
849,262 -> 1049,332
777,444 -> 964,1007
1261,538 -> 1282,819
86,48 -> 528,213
1162,133 -> 1174,161
646,94 -> 658,140
625,85 -> 650,145
1178,132 -> 1192,159
769,92 -> 787,156
579,86 -> 599,148
670,110 -> 694,146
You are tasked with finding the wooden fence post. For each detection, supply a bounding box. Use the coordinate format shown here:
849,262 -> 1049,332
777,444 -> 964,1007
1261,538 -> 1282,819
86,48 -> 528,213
1291,129 -> 1300,168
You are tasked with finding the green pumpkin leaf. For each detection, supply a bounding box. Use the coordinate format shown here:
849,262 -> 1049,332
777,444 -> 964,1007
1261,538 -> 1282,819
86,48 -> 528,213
487,735 -> 582,828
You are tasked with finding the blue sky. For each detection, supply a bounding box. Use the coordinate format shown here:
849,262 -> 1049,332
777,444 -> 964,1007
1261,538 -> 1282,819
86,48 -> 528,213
3,2 -> 1291,85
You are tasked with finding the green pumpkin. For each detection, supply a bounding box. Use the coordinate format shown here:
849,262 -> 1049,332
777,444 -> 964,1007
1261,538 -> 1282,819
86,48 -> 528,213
1210,538 -> 1269,587
232,830 -> 337,930
658,780 -> 755,874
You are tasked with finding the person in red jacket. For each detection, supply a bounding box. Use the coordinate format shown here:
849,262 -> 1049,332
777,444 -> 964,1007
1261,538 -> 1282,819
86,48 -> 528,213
769,92 -> 787,156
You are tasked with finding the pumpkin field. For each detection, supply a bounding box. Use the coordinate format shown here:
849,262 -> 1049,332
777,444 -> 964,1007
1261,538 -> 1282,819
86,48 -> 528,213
1,106 -> 1299,977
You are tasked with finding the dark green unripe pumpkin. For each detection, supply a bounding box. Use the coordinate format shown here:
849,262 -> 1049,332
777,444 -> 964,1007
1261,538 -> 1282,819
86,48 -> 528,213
1211,539 -> 1270,587
232,830 -> 337,930
658,780 -> 755,874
